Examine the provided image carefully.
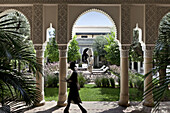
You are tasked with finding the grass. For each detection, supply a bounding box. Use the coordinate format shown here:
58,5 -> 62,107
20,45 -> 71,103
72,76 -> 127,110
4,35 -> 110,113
45,84 -> 144,101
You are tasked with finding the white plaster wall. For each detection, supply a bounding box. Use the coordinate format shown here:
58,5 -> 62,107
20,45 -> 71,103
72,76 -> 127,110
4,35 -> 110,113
130,5 -> 145,44
43,5 -> 58,43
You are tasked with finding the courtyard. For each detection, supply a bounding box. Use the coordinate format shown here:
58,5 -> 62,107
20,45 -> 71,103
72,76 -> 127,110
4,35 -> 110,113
0,0 -> 170,113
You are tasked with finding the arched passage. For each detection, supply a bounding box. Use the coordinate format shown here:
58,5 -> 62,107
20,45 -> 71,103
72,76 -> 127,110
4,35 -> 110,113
71,9 -> 119,66
0,9 -> 43,106
71,8 -> 118,42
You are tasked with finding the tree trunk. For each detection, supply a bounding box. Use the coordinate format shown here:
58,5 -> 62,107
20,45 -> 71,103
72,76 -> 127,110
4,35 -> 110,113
18,60 -> 21,72
159,65 -> 167,86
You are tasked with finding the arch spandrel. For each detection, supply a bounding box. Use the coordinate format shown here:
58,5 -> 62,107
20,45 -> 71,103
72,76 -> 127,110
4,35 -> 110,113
57,4 -> 68,44
121,4 -> 131,45
68,5 -> 121,43
32,4 -> 44,44
145,5 -> 157,44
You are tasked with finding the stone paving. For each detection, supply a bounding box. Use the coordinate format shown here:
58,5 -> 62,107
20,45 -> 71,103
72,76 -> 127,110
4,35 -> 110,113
21,101 -> 170,113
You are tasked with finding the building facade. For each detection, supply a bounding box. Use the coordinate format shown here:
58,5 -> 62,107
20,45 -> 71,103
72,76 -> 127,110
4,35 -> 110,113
0,0 -> 170,107
73,26 -> 113,66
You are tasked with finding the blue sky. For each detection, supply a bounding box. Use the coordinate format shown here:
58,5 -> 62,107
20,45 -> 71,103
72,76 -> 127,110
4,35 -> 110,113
75,11 -> 113,26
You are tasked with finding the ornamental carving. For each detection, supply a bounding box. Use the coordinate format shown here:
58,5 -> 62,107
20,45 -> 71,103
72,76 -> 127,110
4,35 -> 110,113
120,45 -> 130,58
121,5 -> 131,44
145,5 -> 157,44
34,44 -> 43,50
0,0 -> 170,4
58,45 -> 67,50
59,50 -> 67,58
0,6 -> 33,40
36,50 -> 44,58
33,4 -> 43,44
144,50 -> 153,58
120,50 -> 129,58
58,4 -> 68,44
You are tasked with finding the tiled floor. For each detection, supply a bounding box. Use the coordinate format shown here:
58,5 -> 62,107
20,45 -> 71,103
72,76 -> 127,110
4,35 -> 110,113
16,101 -> 170,113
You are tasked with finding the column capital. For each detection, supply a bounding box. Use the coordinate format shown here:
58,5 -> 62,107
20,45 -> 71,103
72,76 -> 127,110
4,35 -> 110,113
120,50 -> 129,58
58,45 -> 67,50
34,44 -> 45,58
142,45 -> 155,58
34,44 -> 44,51
119,44 -> 131,51
119,45 -> 130,58
58,45 -> 67,58
142,45 -> 155,51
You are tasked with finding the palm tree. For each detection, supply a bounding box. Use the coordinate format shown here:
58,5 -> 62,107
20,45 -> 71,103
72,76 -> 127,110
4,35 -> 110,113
144,13 -> 170,112
0,12 -> 41,107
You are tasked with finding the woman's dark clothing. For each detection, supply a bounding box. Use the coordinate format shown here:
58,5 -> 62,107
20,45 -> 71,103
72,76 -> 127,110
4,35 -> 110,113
67,71 -> 82,104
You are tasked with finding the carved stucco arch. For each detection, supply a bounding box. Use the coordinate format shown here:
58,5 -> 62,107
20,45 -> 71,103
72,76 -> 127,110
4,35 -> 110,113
70,8 -> 118,43
0,8 -> 32,40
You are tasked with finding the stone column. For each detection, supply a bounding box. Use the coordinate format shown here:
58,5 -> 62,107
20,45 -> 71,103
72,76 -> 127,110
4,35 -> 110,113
138,61 -> 141,73
97,56 -> 99,67
143,47 -> 154,107
34,44 -> 45,106
118,47 -> 129,106
132,61 -> 134,70
57,45 -> 68,107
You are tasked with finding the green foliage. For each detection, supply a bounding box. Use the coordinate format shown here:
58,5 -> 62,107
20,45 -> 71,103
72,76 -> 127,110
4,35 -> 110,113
101,77 -> 110,87
94,76 -> 115,88
129,30 -> 143,62
45,84 -> 148,101
94,77 -> 102,87
44,37 -> 59,63
44,63 -> 59,88
1,11 -> 30,38
154,13 -> 170,65
144,13 -> 170,112
129,70 -> 144,90
104,32 -> 120,65
45,74 -> 59,88
93,36 -> 108,57
109,65 -> 143,89
0,12 -> 41,106
109,78 -> 115,88
109,65 -> 120,87
78,73 -> 86,88
68,35 -> 81,62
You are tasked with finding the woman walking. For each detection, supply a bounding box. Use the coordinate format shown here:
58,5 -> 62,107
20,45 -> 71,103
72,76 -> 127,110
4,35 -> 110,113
64,62 -> 87,113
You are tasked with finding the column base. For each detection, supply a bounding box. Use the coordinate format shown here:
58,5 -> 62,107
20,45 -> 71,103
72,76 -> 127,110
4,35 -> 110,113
118,93 -> 129,107
143,101 -> 154,107
57,101 -> 67,107
34,100 -> 45,107
118,100 -> 130,107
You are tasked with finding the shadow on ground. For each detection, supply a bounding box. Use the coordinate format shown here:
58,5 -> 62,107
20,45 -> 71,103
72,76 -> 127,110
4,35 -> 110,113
36,106 -> 60,113
99,106 -> 126,113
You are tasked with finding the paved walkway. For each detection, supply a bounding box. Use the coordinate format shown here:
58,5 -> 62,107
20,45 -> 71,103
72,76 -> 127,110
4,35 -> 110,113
15,101 -> 170,113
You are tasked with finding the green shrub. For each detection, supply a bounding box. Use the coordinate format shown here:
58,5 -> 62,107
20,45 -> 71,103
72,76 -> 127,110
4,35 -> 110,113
109,65 -> 120,87
45,74 -> 59,88
101,77 -> 110,87
94,77 -> 102,87
129,70 -> 144,90
109,78 -> 115,88
78,73 -> 86,88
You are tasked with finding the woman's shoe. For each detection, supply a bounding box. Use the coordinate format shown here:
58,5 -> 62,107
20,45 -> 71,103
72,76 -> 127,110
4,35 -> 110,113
81,109 -> 87,113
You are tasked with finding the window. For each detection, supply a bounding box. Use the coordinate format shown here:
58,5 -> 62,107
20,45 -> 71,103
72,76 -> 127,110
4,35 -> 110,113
81,35 -> 88,38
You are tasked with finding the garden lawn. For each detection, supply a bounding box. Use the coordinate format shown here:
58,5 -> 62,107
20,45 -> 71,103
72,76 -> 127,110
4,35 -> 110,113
45,84 -> 144,101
